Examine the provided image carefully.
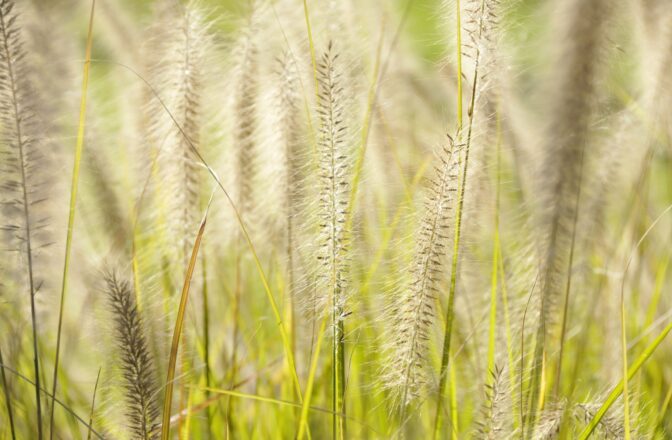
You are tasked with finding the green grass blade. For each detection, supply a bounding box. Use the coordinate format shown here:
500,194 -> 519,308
49,2 -> 95,437
297,314 -> 329,440
487,107 -> 502,388
161,192 -> 213,440
0,348 -> 16,440
579,316 -> 672,439
0,363 -> 103,439
85,368 -> 101,440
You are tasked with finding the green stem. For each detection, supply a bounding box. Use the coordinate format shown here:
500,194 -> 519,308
0,4 -> 44,435
579,314 -> 672,439
0,348 -> 16,440
85,368 -> 101,440
487,108 -> 502,385
554,144 -> 585,398
333,309 -> 346,440
433,2 -> 486,437
50,3 -> 95,438
201,251 -> 211,436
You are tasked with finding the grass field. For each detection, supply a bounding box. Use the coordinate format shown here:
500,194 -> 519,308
1,0 -> 672,438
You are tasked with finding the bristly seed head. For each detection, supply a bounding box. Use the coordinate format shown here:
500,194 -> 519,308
385,134 -> 461,408
314,41 -> 351,320
105,270 -> 161,440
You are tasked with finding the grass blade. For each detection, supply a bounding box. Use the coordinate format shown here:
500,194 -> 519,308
49,2 -> 95,437
0,348 -> 16,440
579,316 -> 672,439
297,314 -> 329,440
0,362 -> 104,439
85,368 -> 101,440
160,191 -> 213,440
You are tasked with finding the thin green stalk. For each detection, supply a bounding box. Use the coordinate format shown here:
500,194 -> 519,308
433,2 -> 486,437
487,109 -> 503,386
579,312 -> 672,439
330,112 -> 346,440
449,357 -> 458,440
202,381 -> 377,433
49,3 -> 95,438
569,150 -> 656,398
658,381 -> 672,431
499,251 -> 518,428
432,106 -> 470,440
615,206 -> 672,440
487,230 -> 500,381
0,348 -> 16,440
161,192 -> 213,440
0,3 -> 43,435
621,296 -> 631,440
298,314 -> 329,440
333,304 -> 346,440
225,244 -> 242,435
622,204 -> 672,440
287,204 -> 296,362
554,146 -> 585,398
201,250 -> 211,436
85,368 -> 101,440
0,363 -> 104,439
644,256 -> 669,337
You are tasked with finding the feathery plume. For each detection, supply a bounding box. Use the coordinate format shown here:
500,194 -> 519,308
386,135 -> 460,409
0,1 -> 49,435
474,366 -> 511,438
526,0 -> 611,426
276,51 -> 304,351
144,2 -> 208,271
315,41 -> 351,438
315,42 -> 351,315
105,271 -> 161,440
232,16 -> 259,224
434,1 -> 503,435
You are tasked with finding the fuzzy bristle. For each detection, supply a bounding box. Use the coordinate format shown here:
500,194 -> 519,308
144,2 -> 208,270
386,135 -> 460,408
315,41 -> 352,435
315,41 -> 351,316
0,1 -> 49,435
475,366 -> 511,438
104,271 -> 161,440
233,19 -> 259,224
525,0 -> 611,426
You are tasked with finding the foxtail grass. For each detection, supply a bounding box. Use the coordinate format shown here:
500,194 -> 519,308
105,271 -> 161,439
161,192 -> 213,440
525,0 -> 609,432
315,41 -> 351,440
0,1 -> 55,435
386,136 -> 460,420
277,51 -> 302,358
434,1 -> 500,436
